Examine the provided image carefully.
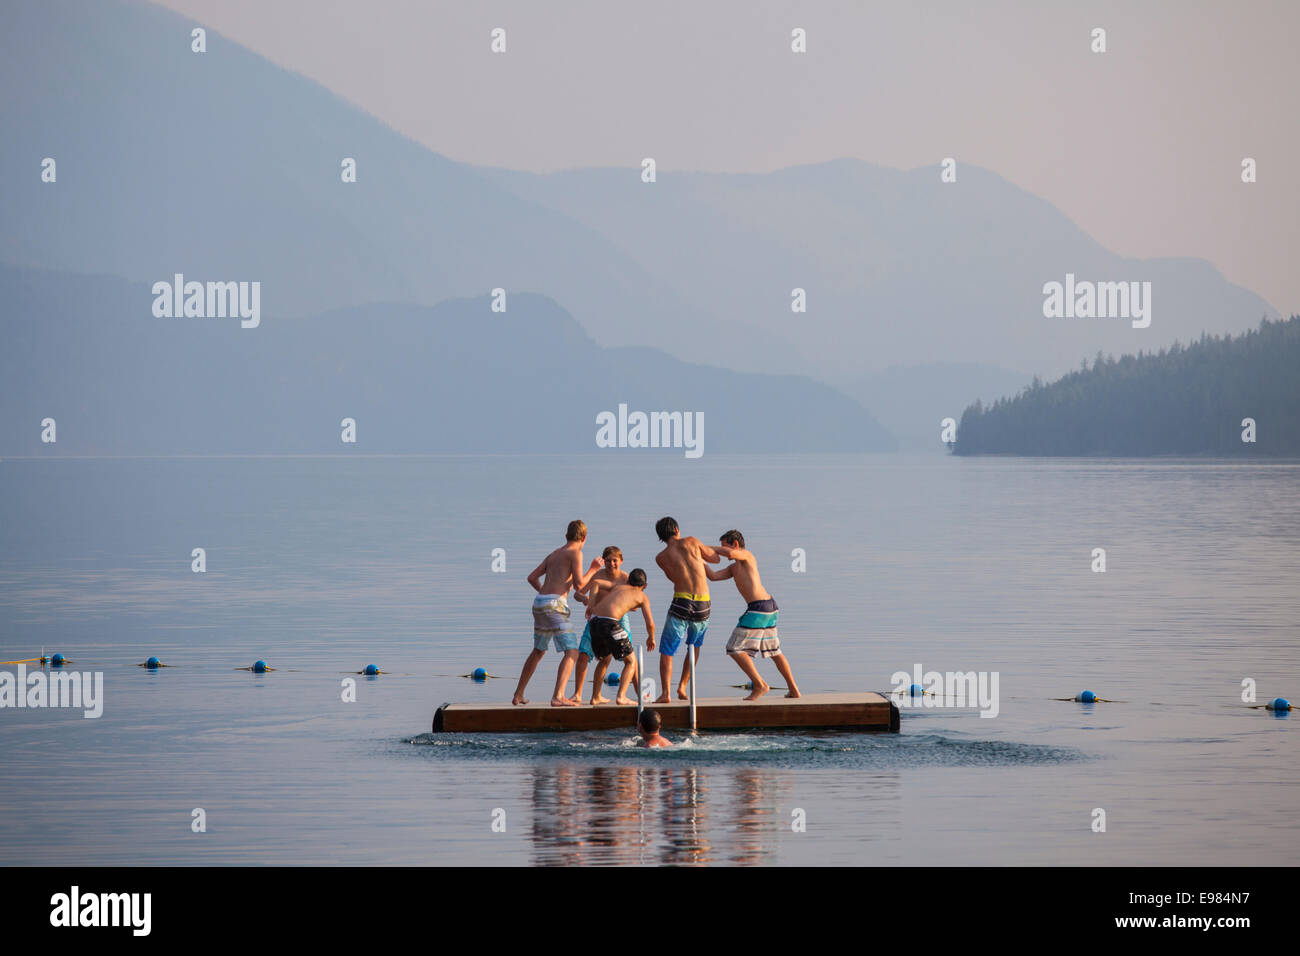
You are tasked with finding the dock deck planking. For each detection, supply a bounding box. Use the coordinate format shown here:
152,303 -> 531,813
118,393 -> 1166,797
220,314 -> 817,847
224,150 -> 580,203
432,691 -> 899,733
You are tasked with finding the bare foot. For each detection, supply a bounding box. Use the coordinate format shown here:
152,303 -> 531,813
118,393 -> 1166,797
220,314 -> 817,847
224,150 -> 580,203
615,696 -> 634,705
512,696 -> 528,706
590,694 -> 610,705
785,689 -> 801,698
654,693 -> 671,704
676,687 -> 689,701
550,696 -> 578,707
743,681 -> 770,701
566,694 -> 582,704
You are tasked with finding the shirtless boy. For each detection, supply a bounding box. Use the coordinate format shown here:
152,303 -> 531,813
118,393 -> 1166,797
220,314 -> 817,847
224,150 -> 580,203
583,568 -> 655,706
571,546 -> 630,704
707,529 -> 801,701
653,516 -> 721,702
514,519 -> 605,707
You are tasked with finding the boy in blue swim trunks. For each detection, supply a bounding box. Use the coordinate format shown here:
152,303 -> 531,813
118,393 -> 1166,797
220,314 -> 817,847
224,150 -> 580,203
514,520 -> 605,707
653,516 -> 722,702
571,545 -> 629,704
708,529 -> 801,701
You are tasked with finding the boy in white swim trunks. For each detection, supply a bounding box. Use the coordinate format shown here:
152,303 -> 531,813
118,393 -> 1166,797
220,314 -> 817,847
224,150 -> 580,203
514,519 -> 605,707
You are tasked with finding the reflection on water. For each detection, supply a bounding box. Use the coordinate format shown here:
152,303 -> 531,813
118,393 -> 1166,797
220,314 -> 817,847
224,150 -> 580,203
529,764 -> 768,865
526,763 -> 901,866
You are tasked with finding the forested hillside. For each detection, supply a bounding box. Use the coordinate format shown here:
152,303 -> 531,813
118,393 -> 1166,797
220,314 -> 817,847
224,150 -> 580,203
953,317 -> 1300,456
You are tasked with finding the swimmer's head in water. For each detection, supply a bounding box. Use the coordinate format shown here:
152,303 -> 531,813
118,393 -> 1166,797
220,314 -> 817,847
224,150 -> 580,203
639,709 -> 662,734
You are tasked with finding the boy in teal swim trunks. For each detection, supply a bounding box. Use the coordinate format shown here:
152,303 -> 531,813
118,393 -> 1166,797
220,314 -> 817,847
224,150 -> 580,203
708,529 -> 801,701
571,545 -> 630,704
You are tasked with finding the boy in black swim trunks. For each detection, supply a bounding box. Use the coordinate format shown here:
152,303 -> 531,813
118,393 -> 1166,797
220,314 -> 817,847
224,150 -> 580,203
571,545 -> 630,703
585,568 -> 656,705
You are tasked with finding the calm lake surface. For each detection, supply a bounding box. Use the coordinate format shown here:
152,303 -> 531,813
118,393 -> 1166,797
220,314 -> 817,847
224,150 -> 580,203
1,454 -> 1296,865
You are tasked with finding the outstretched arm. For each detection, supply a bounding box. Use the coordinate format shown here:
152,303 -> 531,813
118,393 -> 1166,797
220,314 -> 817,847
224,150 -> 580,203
572,553 -> 605,592
716,545 -> 755,565
573,573 -> 599,602
698,541 -> 722,564
714,544 -> 752,562
705,563 -> 735,583
579,578 -> 608,617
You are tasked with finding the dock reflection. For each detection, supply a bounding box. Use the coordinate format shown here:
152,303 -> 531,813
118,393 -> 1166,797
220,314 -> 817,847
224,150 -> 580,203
527,763 -> 798,865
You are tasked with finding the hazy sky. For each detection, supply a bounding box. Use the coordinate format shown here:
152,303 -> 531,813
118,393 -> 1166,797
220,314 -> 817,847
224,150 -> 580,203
154,0 -> 1298,314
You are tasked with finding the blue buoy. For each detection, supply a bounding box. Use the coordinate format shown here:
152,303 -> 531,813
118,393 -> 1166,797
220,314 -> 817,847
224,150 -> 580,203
1267,697 -> 1291,712
364,663 -> 380,676
605,671 -> 620,686
50,653 -> 66,666
146,656 -> 161,669
252,660 -> 268,673
471,667 -> 487,681
909,683 -> 924,697
1078,690 -> 1097,703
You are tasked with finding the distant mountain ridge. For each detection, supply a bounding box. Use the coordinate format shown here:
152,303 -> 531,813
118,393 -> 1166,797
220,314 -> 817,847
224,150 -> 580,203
484,161 -> 1280,382
0,264 -> 896,455
0,0 -> 1279,402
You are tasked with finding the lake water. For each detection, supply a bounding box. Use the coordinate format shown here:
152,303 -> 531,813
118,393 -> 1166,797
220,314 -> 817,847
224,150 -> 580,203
1,454 -> 1296,865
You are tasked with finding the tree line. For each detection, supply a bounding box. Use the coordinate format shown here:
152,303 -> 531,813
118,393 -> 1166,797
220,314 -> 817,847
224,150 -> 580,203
952,316 -> 1300,456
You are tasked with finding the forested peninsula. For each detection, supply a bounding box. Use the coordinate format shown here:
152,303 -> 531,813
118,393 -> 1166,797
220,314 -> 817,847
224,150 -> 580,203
953,317 -> 1300,456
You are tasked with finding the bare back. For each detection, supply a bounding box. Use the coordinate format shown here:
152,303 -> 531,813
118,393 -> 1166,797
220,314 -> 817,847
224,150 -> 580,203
590,583 -> 647,621
535,545 -> 580,595
655,536 -> 718,595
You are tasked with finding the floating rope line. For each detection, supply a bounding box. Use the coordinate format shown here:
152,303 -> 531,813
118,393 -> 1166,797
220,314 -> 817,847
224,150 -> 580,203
235,662 -> 277,672
1051,691 -> 1121,703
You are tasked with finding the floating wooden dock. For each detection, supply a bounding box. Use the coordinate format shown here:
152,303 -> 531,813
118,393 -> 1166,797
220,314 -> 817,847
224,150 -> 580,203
432,692 -> 899,733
